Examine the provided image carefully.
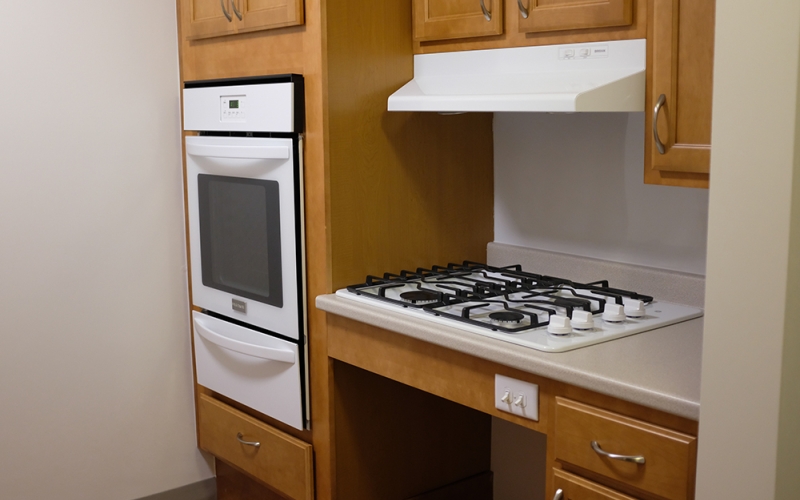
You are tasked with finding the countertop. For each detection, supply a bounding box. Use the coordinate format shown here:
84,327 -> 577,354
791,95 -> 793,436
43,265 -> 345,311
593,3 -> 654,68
317,293 -> 703,421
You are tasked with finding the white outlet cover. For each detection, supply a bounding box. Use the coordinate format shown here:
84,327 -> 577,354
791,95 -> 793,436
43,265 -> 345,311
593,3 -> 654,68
495,374 -> 539,421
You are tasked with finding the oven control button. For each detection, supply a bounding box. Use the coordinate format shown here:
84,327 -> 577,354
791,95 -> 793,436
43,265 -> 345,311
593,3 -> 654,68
624,299 -> 646,318
547,315 -> 572,335
571,310 -> 595,330
602,303 -> 626,323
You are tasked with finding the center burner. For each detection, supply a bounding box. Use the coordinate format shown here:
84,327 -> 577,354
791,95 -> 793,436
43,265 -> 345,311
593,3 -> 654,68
336,261 -> 703,353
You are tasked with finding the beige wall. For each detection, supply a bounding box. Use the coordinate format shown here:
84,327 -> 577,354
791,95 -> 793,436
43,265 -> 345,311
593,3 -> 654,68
0,2 -> 213,499
697,0 -> 800,497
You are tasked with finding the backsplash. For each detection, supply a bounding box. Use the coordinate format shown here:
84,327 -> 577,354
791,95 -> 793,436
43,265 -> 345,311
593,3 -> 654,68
493,112 -> 709,275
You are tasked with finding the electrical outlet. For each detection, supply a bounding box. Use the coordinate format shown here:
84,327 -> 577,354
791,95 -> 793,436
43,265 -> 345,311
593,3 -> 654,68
495,374 -> 539,421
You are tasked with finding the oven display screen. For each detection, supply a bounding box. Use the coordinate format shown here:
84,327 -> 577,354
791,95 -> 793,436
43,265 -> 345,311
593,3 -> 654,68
229,100 -> 239,109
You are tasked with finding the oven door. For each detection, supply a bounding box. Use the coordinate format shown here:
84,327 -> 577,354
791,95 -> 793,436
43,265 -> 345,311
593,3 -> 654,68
185,135 -> 303,340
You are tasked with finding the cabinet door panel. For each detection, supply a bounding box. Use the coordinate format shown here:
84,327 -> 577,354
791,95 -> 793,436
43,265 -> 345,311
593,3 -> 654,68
553,469 -> 637,500
518,0 -> 633,33
646,0 -> 715,186
238,0 -> 304,32
414,0 -> 504,42
185,0 -> 237,40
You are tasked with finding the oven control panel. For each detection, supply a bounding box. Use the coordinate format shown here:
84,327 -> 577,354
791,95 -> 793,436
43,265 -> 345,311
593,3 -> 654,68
221,95 -> 246,122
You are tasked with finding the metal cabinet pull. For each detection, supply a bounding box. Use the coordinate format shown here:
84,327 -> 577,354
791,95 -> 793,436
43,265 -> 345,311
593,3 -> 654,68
231,0 -> 242,21
517,0 -> 529,19
237,432 -> 261,448
553,488 -> 564,500
479,0 -> 492,21
220,0 -> 232,22
591,440 -> 645,464
653,93 -> 667,155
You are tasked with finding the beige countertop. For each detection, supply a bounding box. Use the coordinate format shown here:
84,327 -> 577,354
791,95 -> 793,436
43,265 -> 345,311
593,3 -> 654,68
317,293 -> 703,421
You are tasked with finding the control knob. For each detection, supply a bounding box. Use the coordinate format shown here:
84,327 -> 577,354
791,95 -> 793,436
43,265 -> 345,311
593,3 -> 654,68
547,315 -> 572,335
602,303 -> 626,323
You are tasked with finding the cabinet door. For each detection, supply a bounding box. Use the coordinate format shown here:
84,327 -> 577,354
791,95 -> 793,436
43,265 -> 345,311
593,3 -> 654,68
413,0 -> 504,42
185,0 -> 237,40
553,469 -> 637,500
517,0 -> 633,33
645,0 -> 715,187
235,0 -> 304,33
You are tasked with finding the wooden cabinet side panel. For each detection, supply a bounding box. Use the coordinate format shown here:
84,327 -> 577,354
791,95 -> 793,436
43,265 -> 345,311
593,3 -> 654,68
519,0 -> 633,33
414,0 -> 504,41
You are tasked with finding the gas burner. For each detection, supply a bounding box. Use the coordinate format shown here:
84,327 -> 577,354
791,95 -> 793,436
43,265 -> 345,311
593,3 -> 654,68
399,290 -> 440,304
489,311 -> 525,324
338,261 -> 703,352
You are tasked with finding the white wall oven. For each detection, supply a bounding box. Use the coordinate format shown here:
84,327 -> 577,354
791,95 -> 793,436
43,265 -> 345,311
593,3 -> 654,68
183,75 -> 308,430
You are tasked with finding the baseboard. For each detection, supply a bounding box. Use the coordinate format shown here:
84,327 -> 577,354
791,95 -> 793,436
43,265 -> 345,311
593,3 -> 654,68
134,478 -> 216,500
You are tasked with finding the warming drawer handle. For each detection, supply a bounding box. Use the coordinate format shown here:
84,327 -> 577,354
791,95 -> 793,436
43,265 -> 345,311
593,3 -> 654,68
653,93 -> 667,155
236,432 -> 261,448
479,0 -> 492,21
186,143 -> 290,160
194,317 -> 296,364
591,441 -> 646,464
220,0 -> 232,22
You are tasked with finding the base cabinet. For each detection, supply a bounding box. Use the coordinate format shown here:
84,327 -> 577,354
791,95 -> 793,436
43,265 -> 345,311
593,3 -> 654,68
553,469 -> 637,500
197,394 -> 314,500
554,398 -> 697,500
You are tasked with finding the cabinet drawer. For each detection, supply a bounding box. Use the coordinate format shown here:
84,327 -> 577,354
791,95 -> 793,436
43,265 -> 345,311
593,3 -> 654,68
197,394 -> 313,500
554,398 -> 696,500
553,468 -> 636,500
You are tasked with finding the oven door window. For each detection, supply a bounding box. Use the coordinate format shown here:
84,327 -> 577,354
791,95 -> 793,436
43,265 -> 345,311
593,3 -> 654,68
198,174 -> 283,307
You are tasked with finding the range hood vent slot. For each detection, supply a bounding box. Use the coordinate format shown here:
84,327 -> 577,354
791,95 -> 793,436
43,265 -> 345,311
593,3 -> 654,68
388,39 -> 646,113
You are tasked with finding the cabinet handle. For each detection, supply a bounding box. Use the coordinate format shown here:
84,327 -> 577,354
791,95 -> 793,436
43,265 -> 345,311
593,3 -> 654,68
220,0 -> 232,22
553,488 -> 564,500
231,0 -> 242,21
591,440 -> 646,464
653,93 -> 667,155
517,0 -> 529,19
237,432 -> 261,448
479,0 -> 492,21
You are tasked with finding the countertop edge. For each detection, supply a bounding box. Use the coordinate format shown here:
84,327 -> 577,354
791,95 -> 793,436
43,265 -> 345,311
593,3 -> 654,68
316,294 -> 700,421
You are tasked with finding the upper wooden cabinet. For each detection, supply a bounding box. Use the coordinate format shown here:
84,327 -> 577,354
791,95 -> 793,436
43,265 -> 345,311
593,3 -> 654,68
645,0 -> 715,187
413,0 -> 634,42
517,0 -> 633,34
184,0 -> 304,40
414,0 -> 504,42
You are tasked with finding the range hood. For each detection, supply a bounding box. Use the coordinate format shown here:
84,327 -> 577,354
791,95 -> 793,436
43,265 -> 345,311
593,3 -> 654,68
388,39 -> 645,113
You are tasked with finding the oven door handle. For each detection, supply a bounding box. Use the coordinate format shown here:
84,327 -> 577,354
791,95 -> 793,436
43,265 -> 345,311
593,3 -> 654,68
186,143 -> 290,160
194,317 -> 296,364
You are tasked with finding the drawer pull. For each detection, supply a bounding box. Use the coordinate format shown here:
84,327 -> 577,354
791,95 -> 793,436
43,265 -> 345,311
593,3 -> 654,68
236,432 -> 261,448
553,488 -> 564,500
591,440 -> 645,464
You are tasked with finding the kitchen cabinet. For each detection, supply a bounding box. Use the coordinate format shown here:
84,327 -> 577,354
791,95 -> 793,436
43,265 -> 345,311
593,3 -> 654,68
197,394 -> 314,500
413,0 -> 636,44
645,0 -> 715,188
554,398 -> 697,500
183,0 -> 304,40
325,312 -> 700,500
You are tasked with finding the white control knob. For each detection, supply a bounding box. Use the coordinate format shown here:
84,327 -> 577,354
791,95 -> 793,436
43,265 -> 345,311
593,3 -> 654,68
548,315 -> 572,335
602,303 -> 626,323
624,299 -> 646,318
571,310 -> 595,330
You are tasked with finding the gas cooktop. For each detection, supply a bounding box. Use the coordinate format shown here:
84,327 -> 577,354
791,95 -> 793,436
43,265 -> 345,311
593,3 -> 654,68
336,261 -> 703,353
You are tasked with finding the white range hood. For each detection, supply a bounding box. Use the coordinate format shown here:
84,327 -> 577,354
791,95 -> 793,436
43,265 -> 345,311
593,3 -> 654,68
388,39 -> 646,113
